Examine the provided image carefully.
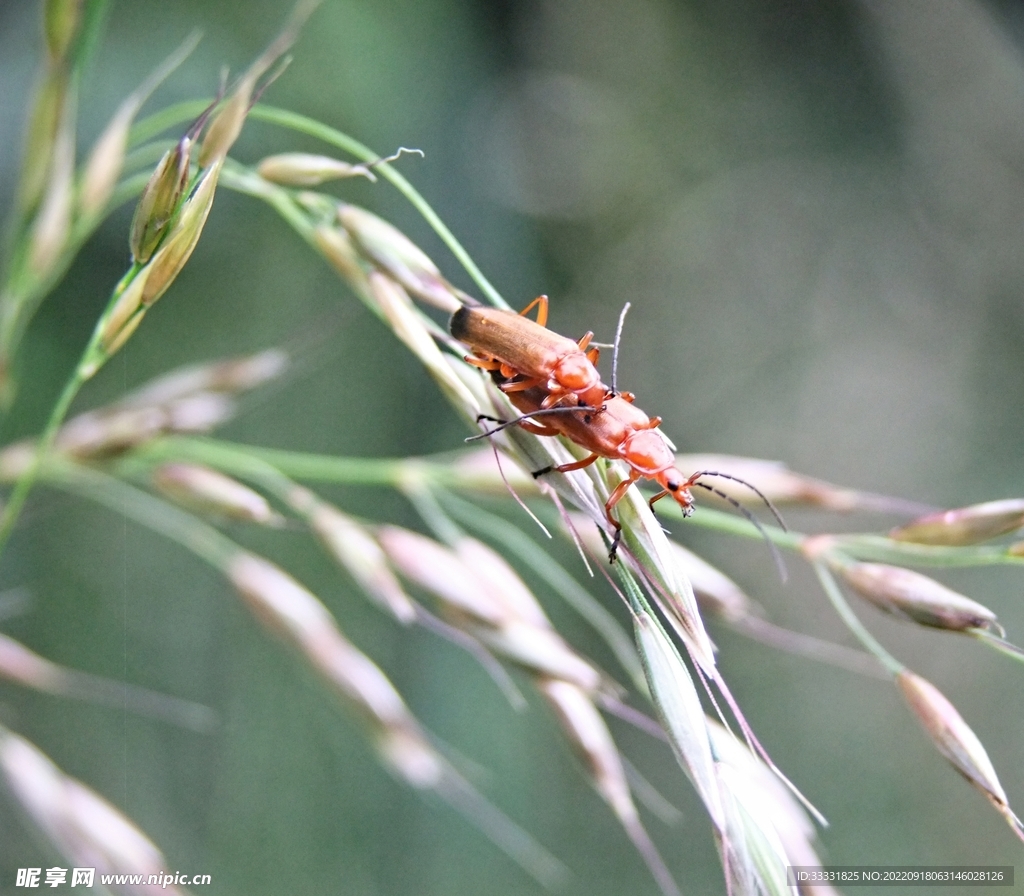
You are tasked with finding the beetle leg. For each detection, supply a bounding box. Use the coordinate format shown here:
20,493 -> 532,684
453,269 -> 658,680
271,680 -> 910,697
604,472 -> 641,562
519,420 -> 561,437
464,354 -> 500,371
648,489 -> 669,515
553,453 -> 601,474
532,451 -> 600,480
539,389 -> 574,409
500,374 -> 546,393
519,295 -> 549,327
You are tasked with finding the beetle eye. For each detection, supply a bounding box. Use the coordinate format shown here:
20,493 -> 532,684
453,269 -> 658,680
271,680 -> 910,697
667,481 -> 678,492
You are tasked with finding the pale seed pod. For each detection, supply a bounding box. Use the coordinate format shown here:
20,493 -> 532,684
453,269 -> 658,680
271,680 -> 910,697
676,452 -> 875,511
453,537 -> 549,628
98,269 -> 149,353
152,463 -> 283,526
376,526 -> 505,626
124,348 -> 288,407
226,553 -> 563,879
93,309 -> 144,363
197,82 -> 253,168
54,405 -> 161,456
837,561 -> 999,633
79,101 -> 136,217
79,33 -> 202,218
0,726 -> 183,890
289,488 -> 417,624
257,152 -> 376,186
141,158 -> 223,306
129,137 -> 193,264
198,0 -> 319,166
470,619 -> 605,693
28,110 -> 75,276
540,679 -> 635,821
896,670 -> 1024,841
339,204 -> 460,311
17,71 -> 64,212
313,225 -> 370,292
0,632 -> 63,691
367,272 -> 480,416
227,552 -> 412,734
162,392 -> 236,432
890,499 -> 1024,546
539,679 -> 681,896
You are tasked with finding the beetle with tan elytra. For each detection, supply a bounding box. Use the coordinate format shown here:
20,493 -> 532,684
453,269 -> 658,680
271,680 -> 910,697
450,296 -> 610,409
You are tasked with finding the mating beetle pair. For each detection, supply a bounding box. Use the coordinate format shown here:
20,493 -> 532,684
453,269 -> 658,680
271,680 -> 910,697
450,297 -> 780,559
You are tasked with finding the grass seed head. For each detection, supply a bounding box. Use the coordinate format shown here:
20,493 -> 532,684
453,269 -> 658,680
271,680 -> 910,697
454,537 -> 550,628
0,727 -> 172,880
539,678 -> 635,820
28,114 -> 75,276
140,158 -> 222,305
339,204 -> 459,311
124,349 -> 288,408
634,607 -> 724,830
152,463 -> 283,525
258,152 -> 376,186
376,726 -> 445,790
129,138 -> 192,264
890,499 -> 1024,546
376,526 -> 506,626
98,270 -> 149,354
18,71 -> 65,212
896,669 -> 1022,840
708,721 -> 834,893
227,552 -> 412,727
79,103 -> 133,217
838,562 -> 999,633
79,33 -> 202,219
367,272 -> 480,415
198,0 -> 319,167
472,620 -> 605,693
313,225 -> 370,291
292,492 -> 416,623
0,632 -> 63,691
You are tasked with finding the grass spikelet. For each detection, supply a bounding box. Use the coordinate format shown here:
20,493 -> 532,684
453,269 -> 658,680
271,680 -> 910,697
152,462 -> 284,525
540,678 -> 682,896
287,486 -> 418,624
836,561 -> 1001,633
0,725 -> 184,891
890,498 -> 1024,546
896,670 -> 1024,843
633,605 -> 724,831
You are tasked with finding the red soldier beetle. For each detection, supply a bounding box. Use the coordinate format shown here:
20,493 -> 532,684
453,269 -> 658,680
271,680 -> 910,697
474,377 -> 785,563
449,296 -> 610,409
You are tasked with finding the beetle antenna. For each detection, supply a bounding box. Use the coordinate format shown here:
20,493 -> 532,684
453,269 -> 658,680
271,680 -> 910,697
689,479 -> 788,582
467,405 -> 599,441
687,470 -> 787,531
611,302 -> 631,395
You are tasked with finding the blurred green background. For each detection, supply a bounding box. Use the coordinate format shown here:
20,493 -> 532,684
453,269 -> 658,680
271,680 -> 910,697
1,0 -> 1023,893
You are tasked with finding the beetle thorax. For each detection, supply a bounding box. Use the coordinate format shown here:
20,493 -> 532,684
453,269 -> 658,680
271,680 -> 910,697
620,430 -> 674,476
551,353 -> 597,392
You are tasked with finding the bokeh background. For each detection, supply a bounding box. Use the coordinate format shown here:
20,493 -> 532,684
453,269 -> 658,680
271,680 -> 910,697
1,0 -> 1023,893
